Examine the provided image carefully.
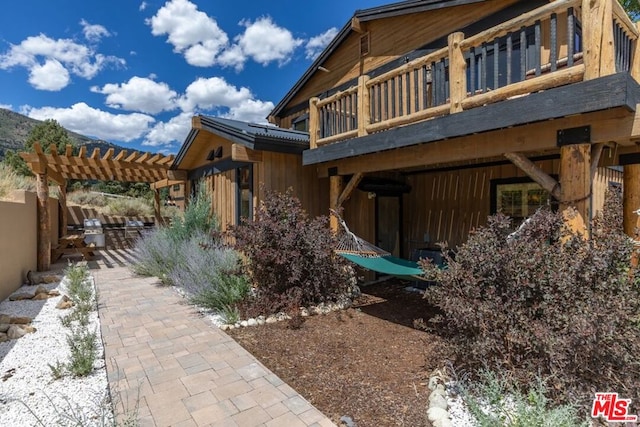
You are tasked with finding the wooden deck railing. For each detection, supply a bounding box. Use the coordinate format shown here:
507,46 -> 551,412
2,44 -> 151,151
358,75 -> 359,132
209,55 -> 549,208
309,0 -> 639,149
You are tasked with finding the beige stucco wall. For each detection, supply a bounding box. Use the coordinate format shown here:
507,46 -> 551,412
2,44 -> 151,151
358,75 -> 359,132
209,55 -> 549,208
0,190 -> 59,301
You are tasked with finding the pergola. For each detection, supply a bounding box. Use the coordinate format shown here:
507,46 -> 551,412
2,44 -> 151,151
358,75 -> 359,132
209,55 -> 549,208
20,142 -> 187,271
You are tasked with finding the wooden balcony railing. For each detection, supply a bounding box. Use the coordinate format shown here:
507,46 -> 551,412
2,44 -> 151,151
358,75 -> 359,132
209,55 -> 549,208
309,0 -> 640,149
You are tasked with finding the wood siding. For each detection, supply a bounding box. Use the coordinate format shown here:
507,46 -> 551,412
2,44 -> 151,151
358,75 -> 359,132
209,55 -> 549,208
592,166 -> 623,216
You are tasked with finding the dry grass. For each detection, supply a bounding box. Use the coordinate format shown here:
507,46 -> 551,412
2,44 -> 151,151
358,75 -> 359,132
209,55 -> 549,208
0,163 -> 36,200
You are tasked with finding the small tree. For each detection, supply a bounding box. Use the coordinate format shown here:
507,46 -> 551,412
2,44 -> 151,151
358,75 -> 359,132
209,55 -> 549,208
4,119 -> 74,176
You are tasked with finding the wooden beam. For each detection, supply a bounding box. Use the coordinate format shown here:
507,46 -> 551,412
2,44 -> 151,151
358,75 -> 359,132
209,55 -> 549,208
232,144 -> 263,162
77,145 -> 86,158
58,183 -> 67,239
560,143 -> 591,237
36,171 -> 50,271
633,22 -> 640,82
624,163 -> 640,236
136,152 -> 151,163
167,169 -> 187,181
448,32 -> 466,114
329,175 -> 343,232
147,153 -> 163,165
590,142 -> 605,181
114,150 -> 127,161
124,151 -> 139,162
309,97 -> 320,149
357,76 -> 370,137
90,148 -> 101,159
337,173 -> 364,207
153,189 -> 162,227
351,16 -> 364,33
504,152 -> 561,200
102,147 -> 114,160
150,179 -> 183,190
582,0 -> 615,80
65,144 -> 73,157
45,166 -> 65,186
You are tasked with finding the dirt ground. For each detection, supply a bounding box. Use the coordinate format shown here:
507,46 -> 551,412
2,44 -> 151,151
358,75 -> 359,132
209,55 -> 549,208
228,280 -> 450,427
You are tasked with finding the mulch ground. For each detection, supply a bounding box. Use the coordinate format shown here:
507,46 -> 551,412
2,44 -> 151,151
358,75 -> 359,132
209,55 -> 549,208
227,280 -> 451,427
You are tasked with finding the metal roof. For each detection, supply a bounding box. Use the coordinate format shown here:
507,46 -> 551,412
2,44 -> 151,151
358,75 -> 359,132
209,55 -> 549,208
268,0 -> 487,119
172,116 -> 309,169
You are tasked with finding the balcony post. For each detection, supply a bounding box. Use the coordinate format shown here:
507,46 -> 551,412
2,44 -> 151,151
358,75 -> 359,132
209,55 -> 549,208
309,97 -> 320,149
582,0 -> 615,80
357,75 -> 370,137
448,32 -> 466,113
632,22 -> 640,82
560,143 -> 591,238
329,174 -> 343,233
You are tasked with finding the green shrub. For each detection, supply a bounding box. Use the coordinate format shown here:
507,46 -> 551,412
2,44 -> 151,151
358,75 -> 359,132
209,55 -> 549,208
105,197 -> 153,217
167,185 -> 218,242
421,190 -> 640,409
67,190 -> 108,207
232,189 -> 355,314
66,326 -> 97,377
130,228 -> 179,283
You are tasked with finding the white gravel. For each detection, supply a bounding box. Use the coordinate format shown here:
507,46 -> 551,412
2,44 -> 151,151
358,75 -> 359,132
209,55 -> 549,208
0,277 -> 112,427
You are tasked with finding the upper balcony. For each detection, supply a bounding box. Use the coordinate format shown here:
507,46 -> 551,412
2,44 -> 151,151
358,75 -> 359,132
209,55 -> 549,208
308,0 -> 639,150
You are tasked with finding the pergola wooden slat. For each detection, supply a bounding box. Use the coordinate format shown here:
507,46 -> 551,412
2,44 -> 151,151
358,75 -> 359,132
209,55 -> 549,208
19,142 -> 186,271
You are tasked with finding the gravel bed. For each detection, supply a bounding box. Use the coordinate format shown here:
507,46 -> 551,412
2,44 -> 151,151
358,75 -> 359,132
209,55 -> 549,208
0,278 -> 111,427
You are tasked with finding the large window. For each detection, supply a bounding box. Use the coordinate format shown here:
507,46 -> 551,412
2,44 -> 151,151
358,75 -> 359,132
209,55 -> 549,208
491,177 -> 554,224
236,165 -> 253,224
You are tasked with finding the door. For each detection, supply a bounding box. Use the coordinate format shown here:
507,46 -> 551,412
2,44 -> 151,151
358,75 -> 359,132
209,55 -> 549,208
375,196 -> 402,258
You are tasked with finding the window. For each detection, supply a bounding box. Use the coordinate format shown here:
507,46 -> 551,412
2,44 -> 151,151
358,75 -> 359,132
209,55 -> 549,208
292,113 -> 309,132
172,184 -> 180,191
236,165 -> 253,223
360,33 -> 370,57
491,177 -> 554,224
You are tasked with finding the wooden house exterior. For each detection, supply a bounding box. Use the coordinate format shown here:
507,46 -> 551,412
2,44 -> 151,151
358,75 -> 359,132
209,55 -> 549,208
171,116 -> 327,230
259,0 -> 638,257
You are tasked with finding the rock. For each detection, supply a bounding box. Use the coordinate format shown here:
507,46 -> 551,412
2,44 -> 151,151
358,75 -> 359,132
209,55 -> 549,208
431,384 -> 447,397
433,418 -> 453,427
56,296 -> 74,310
7,325 -> 27,339
266,316 -> 277,324
219,324 -> 230,331
240,320 -> 248,327
340,415 -> 355,427
48,290 -> 60,297
0,332 -> 8,343
427,407 -> 449,424
32,292 -> 51,300
247,318 -> 257,327
429,392 -> 448,410
0,314 -> 9,324
228,325 -> 235,330
19,325 -> 36,334
9,316 -> 32,324
234,322 -> 241,329
300,308 -> 309,317
27,270 -> 62,285
34,285 -> 49,295
9,292 -> 35,301
0,324 -> 9,333
257,318 -> 265,326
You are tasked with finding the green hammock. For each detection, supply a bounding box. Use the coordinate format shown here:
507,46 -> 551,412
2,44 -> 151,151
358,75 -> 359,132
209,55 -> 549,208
332,210 -> 428,281
339,253 -> 425,281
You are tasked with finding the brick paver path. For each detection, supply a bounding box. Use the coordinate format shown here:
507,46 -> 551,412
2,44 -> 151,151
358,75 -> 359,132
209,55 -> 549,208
94,266 -> 336,427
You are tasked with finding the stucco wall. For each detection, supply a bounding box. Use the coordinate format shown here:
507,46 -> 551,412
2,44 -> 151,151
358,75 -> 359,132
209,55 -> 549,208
0,191 -> 59,301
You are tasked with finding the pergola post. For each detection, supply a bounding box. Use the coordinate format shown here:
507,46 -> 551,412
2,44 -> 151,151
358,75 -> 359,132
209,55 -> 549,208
58,182 -> 67,238
623,163 -> 640,237
153,189 -> 162,227
560,143 -> 591,237
36,171 -> 51,271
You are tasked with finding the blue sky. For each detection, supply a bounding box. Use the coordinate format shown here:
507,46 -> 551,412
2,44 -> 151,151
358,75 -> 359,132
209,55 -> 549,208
0,0 -> 387,153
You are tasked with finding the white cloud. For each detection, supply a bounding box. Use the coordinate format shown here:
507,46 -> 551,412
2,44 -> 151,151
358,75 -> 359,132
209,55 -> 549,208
23,103 -> 155,142
305,27 -> 338,60
143,112 -> 192,146
0,104 -> 13,110
0,34 -> 125,90
147,0 -> 228,67
232,17 -> 303,68
28,59 -> 70,91
80,19 -> 111,43
139,1 -> 148,11
178,76 -> 252,112
224,99 -> 274,123
91,76 -> 178,114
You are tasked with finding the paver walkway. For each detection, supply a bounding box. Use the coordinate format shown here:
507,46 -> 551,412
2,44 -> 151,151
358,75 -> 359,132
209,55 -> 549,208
93,263 -> 336,427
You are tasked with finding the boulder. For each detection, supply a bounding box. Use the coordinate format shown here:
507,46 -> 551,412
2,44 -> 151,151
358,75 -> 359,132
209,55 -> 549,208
48,290 -> 60,297
34,285 -> 49,295
56,298 -> 74,310
265,316 -> 277,324
9,316 -> 32,324
7,325 -> 27,339
247,318 -> 257,327
27,270 -> 62,285
0,324 -> 9,333
0,332 -> 8,343
9,292 -> 35,301
32,292 -> 52,300
429,392 -> 448,410
19,325 -> 36,334
0,314 -> 9,324
433,418 -> 453,427
427,407 -> 449,424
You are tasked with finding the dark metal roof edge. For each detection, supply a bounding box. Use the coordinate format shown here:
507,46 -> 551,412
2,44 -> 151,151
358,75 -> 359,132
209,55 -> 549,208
171,128 -> 199,170
302,73 -> 638,166
269,0 -> 489,119
199,116 -> 256,148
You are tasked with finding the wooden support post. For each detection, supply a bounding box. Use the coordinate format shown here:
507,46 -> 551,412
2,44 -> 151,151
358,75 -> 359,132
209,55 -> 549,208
329,175 -> 343,232
582,0 -> 615,80
153,189 -> 162,227
184,180 -> 191,208
309,97 -> 320,149
560,143 -> 591,237
357,75 -> 370,137
590,143 -> 605,182
623,163 -> 640,236
36,172 -> 51,271
448,32 -> 466,113
58,182 -> 67,239
337,173 -> 364,207
632,22 -> 640,82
